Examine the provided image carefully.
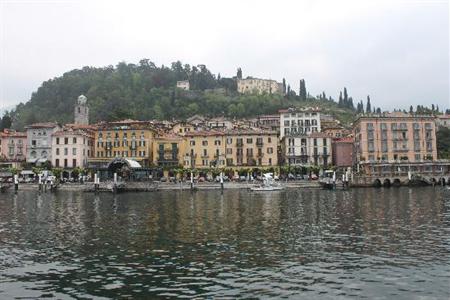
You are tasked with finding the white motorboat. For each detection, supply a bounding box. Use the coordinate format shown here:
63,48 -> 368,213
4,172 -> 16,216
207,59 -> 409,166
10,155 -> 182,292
250,173 -> 284,191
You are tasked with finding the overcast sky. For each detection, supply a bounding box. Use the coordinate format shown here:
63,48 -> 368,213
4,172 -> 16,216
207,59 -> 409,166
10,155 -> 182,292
0,0 -> 449,111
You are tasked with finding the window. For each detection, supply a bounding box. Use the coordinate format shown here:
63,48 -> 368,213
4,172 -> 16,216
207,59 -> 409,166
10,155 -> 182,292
72,148 -> 77,155
64,148 -> 68,155
190,140 -> 195,146
30,151 -> 36,158
56,148 -> 60,155
214,140 -> 221,146
72,159 -> 77,167
56,138 -> 60,145
73,137 -> 77,144
55,159 -> 59,167
202,140 -> 208,146
203,149 -> 208,156
32,140 -> 36,146
267,147 -> 273,154
247,138 -> 253,144
226,138 -> 233,144
226,148 -> 232,154
64,159 -> 68,167
64,137 -> 68,144
268,137 -> 272,143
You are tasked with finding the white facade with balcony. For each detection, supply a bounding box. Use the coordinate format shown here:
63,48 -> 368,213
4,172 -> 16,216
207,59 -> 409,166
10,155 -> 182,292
279,108 -> 321,139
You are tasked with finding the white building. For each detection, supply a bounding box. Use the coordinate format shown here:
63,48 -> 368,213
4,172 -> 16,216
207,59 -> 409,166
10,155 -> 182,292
176,80 -> 190,90
52,127 -> 94,169
283,132 -> 332,167
206,117 -> 233,130
436,114 -> 450,130
25,122 -> 61,165
237,78 -> 283,94
279,107 -> 321,139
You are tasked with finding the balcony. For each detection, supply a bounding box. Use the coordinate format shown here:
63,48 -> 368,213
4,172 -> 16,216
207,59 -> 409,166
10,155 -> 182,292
393,148 -> 409,152
256,141 -> 264,147
236,141 -> 244,147
256,152 -> 264,158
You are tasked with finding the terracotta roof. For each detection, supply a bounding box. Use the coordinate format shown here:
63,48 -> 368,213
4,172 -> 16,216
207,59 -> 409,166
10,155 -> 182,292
1,129 -> 26,138
185,130 -> 224,137
52,128 -> 94,137
25,122 -> 59,129
224,128 -> 278,136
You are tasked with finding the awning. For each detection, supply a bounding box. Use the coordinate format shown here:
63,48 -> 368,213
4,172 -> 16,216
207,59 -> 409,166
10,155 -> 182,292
38,158 -> 48,163
125,159 -> 142,168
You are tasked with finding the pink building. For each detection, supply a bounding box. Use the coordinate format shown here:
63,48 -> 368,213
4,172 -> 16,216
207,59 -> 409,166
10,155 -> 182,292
332,137 -> 354,168
0,129 -> 27,168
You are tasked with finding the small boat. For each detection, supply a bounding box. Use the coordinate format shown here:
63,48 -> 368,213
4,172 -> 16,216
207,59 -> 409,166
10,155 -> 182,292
319,178 -> 335,190
250,173 -> 284,192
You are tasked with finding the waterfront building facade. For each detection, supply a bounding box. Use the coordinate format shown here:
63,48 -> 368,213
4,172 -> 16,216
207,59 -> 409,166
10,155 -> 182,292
92,120 -> 156,167
152,135 -> 185,168
279,107 -> 321,139
52,127 -> 94,169
237,78 -> 283,94
283,132 -> 332,168
25,122 -> 61,165
0,129 -> 27,168
183,131 -> 226,168
332,137 -> 354,168
353,112 -> 438,165
224,129 -> 278,167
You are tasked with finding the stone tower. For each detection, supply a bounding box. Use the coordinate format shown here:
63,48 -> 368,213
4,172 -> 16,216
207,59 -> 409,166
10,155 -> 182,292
74,95 -> 89,125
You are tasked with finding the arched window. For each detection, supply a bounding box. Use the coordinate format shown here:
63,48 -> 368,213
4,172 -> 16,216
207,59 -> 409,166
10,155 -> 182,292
31,151 -> 37,158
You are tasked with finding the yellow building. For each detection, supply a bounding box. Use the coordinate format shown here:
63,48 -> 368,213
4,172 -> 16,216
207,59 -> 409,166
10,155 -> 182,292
91,120 -> 156,167
224,129 -> 278,167
171,122 -> 196,136
152,134 -> 185,168
183,131 -> 226,169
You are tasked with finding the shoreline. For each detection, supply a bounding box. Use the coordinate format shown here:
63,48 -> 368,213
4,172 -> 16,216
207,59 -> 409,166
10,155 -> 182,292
3,180 -> 444,193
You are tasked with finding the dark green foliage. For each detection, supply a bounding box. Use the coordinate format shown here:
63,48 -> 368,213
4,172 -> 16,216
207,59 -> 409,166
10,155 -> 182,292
9,59 -> 362,129
299,79 -> 307,100
366,95 -> 371,113
437,126 -> 450,158
236,67 -> 242,79
0,113 -> 12,130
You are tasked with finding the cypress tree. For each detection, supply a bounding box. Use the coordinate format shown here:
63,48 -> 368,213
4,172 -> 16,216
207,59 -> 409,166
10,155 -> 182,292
366,95 -> 371,113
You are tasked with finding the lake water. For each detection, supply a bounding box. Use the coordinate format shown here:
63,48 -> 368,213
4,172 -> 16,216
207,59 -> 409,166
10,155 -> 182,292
0,188 -> 449,299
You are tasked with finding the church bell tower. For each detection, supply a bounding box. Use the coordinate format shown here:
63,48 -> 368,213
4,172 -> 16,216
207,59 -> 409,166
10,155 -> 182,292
74,95 -> 89,125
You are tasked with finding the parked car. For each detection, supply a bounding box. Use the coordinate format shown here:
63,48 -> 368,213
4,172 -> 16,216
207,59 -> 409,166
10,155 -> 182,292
288,173 -> 295,180
160,176 -> 168,182
198,177 -> 205,182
